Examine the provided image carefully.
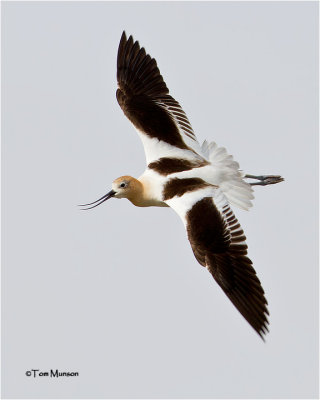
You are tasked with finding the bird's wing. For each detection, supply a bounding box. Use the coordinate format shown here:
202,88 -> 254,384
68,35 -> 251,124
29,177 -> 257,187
163,181 -> 269,339
116,31 -> 206,165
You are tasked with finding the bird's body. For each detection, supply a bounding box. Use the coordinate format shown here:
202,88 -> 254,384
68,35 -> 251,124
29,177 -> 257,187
81,31 -> 284,339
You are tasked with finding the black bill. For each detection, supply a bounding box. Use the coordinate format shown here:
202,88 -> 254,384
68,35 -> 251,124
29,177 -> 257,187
79,190 -> 116,210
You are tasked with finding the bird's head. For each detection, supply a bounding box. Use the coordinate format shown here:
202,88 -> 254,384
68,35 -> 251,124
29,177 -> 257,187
112,176 -> 142,199
80,176 -> 143,210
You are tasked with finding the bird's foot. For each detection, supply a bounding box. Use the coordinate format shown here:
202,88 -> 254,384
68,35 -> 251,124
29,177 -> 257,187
245,174 -> 284,186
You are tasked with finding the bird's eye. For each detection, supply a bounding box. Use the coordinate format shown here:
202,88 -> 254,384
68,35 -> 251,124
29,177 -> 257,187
120,182 -> 126,188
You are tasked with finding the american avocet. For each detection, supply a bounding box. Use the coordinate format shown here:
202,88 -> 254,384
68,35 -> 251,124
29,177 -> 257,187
80,32 -> 284,339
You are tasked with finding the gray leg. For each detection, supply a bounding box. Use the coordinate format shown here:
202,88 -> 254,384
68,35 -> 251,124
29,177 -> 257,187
244,174 -> 284,186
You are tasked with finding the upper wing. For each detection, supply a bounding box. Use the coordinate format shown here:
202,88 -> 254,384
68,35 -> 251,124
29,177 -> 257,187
116,31 -> 205,164
164,182 -> 269,339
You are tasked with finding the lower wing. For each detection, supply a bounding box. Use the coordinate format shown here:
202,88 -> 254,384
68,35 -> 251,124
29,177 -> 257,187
164,183 -> 269,339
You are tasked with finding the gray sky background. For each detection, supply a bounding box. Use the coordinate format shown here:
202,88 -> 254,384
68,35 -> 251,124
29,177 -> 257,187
2,1 -> 318,398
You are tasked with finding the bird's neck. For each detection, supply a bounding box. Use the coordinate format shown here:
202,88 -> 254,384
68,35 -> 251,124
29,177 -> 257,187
127,178 -> 167,207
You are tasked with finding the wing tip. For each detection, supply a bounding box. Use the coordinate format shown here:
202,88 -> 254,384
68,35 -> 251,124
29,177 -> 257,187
119,30 -> 128,53
117,31 -> 170,99
257,321 -> 270,341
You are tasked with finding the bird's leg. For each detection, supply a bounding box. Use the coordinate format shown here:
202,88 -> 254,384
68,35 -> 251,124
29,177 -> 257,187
244,174 -> 284,186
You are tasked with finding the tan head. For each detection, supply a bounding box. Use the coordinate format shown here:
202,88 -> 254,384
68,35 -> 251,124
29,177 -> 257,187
79,175 -> 143,210
111,176 -> 143,200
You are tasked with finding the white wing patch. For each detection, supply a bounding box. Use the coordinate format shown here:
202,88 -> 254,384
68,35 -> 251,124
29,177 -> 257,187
136,127 -> 204,165
165,186 -> 216,226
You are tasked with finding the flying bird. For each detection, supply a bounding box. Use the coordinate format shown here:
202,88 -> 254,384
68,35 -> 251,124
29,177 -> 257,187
80,31 -> 284,339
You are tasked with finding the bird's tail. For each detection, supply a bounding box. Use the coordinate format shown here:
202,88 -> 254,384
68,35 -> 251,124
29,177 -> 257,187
201,140 -> 254,211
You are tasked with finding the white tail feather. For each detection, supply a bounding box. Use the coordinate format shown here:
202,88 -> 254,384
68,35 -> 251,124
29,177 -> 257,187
202,140 -> 254,210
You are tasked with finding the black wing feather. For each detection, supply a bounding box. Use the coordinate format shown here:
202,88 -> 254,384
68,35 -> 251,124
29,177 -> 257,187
117,31 -> 168,98
186,197 -> 269,339
116,31 -> 197,151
